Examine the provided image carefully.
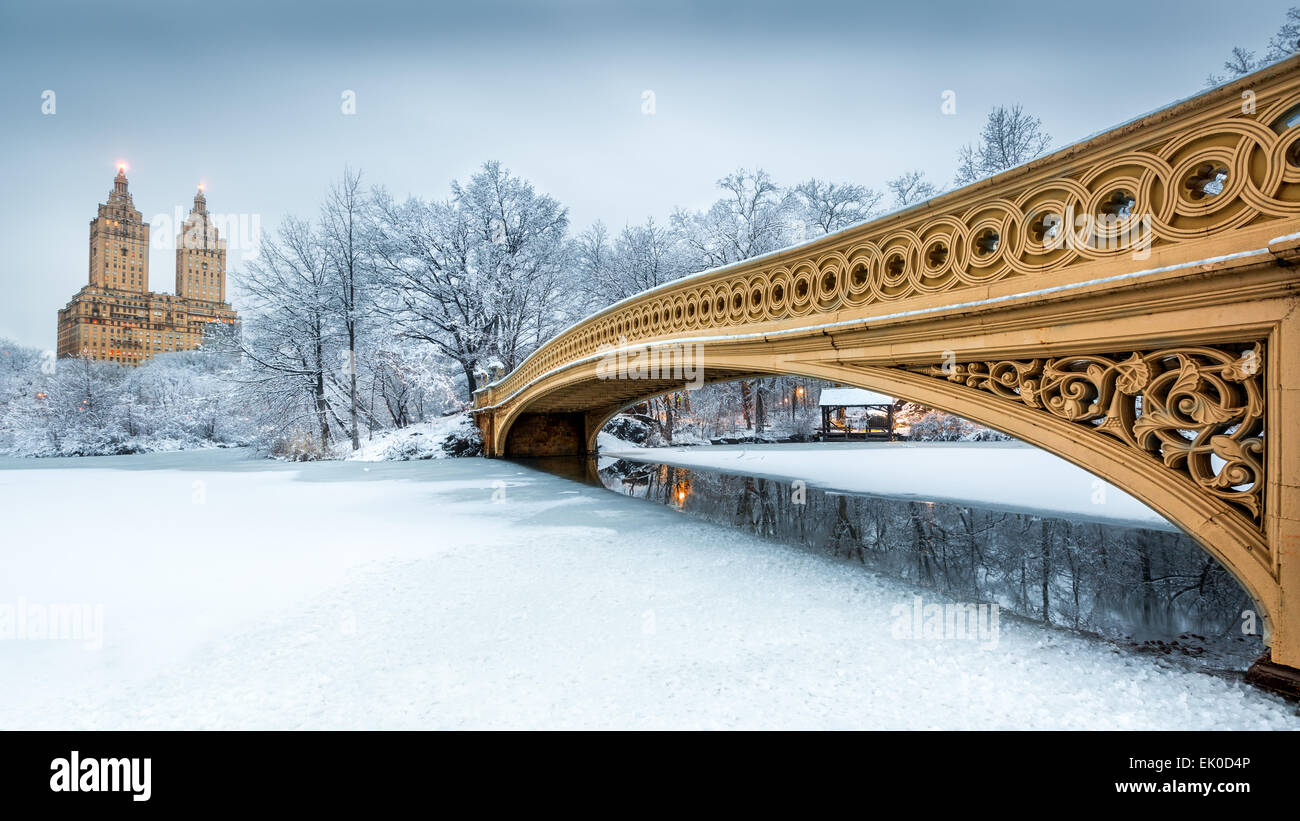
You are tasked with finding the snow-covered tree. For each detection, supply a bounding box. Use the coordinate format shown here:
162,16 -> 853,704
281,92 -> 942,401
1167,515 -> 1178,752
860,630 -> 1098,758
790,178 -> 883,236
454,161 -> 574,371
320,168 -> 378,451
576,217 -> 691,309
4,356 -> 127,455
0,342 -> 44,424
671,168 -> 792,269
0,339 -> 251,457
371,161 -> 572,399
363,338 -> 461,429
235,215 -> 341,451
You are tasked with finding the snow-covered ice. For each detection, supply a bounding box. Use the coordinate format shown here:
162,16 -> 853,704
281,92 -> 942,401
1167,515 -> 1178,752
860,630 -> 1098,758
0,449 -> 1295,730
601,441 -> 1176,530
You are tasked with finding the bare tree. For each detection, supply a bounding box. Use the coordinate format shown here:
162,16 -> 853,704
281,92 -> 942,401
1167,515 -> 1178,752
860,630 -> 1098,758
886,170 -> 938,208
1226,46 -> 1258,75
1264,7 -> 1300,61
954,104 -> 1052,186
1207,47 -> 1259,86
1206,7 -> 1300,86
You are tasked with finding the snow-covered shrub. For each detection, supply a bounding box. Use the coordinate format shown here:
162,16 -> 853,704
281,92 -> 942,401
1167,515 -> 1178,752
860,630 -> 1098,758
963,423 -> 1013,442
269,432 -> 333,461
790,412 -> 817,440
907,410 -> 1011,442
346,413 -> 482,461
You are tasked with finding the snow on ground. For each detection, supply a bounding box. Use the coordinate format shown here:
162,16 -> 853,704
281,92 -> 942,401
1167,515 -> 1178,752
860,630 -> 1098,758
596,430 -> 637,452
346,413 -> 479,461
0,449 -> 1295,730
601,441 -> 1175,531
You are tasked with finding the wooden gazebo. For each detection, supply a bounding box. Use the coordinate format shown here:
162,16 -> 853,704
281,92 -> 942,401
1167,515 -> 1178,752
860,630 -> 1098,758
819,387 -> 896,440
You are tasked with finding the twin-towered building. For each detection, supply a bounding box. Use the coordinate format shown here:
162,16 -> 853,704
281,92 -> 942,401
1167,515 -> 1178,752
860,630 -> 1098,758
56,167 -> 239,365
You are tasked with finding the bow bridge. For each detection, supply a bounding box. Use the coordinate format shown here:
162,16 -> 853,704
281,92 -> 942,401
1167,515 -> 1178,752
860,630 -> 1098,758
474,57 -> 1300,689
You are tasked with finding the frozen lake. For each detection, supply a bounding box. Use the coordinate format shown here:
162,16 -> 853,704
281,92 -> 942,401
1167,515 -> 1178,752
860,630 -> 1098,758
600,440 -> 1175,530
0,448 -> 1296,729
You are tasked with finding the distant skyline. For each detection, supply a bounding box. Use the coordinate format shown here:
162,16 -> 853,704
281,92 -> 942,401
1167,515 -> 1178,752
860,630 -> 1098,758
1,0 -> 1294,350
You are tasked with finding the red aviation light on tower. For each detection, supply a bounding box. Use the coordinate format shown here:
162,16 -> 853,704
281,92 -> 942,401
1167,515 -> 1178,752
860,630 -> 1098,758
116,161 -> 128,174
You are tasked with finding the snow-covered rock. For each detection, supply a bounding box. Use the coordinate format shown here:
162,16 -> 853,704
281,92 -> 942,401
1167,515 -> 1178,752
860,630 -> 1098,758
346,414 -> 482,462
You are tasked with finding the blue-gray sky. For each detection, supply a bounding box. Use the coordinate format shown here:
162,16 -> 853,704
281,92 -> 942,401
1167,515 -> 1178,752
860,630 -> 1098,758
1,0 -> 1292,349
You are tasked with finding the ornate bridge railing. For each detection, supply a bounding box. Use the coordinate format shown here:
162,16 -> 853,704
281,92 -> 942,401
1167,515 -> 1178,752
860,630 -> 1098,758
475,56 -> 1300,412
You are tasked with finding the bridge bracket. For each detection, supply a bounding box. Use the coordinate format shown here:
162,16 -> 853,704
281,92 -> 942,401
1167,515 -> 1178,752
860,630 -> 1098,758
902,341 -> 1268,532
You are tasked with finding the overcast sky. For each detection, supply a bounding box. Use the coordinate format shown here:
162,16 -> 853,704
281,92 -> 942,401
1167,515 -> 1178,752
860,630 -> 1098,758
0,0 -> 1293,349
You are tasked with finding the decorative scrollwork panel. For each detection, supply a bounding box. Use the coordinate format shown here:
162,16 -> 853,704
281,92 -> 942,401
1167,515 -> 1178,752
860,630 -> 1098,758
905,343 -> 1266,525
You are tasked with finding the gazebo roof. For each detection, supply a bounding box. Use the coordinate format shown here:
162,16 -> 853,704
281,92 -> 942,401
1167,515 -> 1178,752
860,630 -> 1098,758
818,387 -> 895,407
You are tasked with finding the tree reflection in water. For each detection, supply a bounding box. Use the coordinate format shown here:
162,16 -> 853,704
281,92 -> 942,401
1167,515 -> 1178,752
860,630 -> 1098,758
591,457 -> 1263,665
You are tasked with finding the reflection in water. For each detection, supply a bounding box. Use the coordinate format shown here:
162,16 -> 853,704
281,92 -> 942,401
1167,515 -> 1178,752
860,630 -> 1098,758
515,455 -> 1264,666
